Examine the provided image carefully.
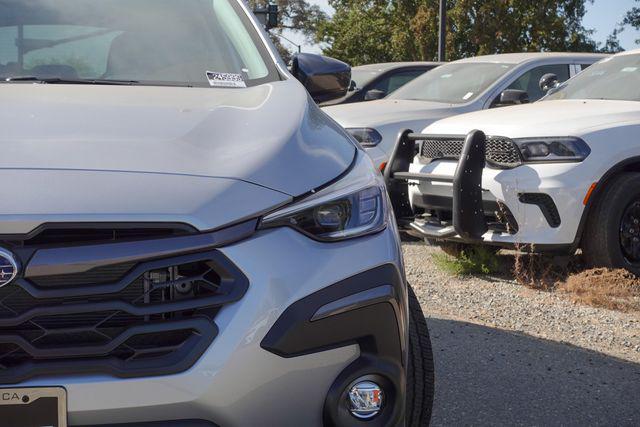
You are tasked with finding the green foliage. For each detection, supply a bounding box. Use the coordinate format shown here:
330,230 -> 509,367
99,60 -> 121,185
432,246 -> 501,276
250,0 -> 328,62
318,0 -> 600,65
622,0 -> 640,44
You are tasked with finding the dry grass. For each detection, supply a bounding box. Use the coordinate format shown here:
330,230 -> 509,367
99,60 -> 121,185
557,268 -> 640,313
432,242 -> 640,313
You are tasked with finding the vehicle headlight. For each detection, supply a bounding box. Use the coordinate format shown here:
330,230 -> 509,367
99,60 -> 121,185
514,137 -> 591,162
260,154 -> 388,241
346,128 -> 383,147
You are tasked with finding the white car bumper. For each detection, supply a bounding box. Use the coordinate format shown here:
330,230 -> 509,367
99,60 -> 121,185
407,158 -> 591,248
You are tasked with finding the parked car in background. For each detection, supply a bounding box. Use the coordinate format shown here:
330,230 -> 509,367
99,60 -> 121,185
384,49 -> 640,275
324,52 -> 608,169
321,61 -> 441,106
0,0 -> 433,425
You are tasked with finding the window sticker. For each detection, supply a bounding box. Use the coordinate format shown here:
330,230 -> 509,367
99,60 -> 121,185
462,92 -> 474,100
206,71 -> 246,88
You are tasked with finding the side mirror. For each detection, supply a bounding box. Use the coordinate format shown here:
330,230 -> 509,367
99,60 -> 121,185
364,89 -> 387,101
539,73 -> 559,93
254,4 -> 279,30
291,53 -> 351,104
498,89 -> 529,106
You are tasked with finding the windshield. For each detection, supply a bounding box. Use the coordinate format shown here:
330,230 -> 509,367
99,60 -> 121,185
389,62 -> 513,104
545,54 -> 640,102
0,0 -> 278,87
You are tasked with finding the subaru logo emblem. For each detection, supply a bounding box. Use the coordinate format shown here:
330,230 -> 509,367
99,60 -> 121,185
0,249 -> 18,287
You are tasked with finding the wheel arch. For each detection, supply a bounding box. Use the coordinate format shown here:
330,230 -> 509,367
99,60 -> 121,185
573,155 -> 640,251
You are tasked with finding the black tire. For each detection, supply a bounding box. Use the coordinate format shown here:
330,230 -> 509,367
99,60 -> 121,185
406,284 -> 435,426
583,173 -> 640,275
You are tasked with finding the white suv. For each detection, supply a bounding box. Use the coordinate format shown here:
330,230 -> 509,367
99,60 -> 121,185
324,52 -> 607,169
385,50 -> 640,275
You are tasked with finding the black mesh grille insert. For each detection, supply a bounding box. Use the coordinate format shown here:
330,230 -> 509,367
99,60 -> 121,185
420,135 -> 522,168
0,247 -> 247,383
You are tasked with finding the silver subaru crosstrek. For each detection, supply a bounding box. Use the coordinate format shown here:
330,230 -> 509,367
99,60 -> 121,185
0,0 -> 433,426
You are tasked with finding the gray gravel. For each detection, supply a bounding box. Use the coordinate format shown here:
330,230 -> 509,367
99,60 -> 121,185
404,242 -> 640,364
404,242 -> 640,425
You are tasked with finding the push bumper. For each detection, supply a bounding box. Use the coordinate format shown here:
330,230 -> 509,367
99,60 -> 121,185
385,129 -> 491,241
385,130 -> 576,251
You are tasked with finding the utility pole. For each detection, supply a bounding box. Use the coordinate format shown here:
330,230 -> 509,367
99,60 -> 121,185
438,0 -> 446,62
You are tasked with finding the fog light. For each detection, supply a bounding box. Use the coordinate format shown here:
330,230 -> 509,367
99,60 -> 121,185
348,380 -> 383,419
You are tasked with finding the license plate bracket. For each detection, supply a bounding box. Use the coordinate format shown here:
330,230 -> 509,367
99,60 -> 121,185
0,387 -> 67,427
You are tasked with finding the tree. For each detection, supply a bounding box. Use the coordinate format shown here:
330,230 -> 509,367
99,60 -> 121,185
319,0 -> 599,65
249,0 -> 328,62
622,0 -> 640,45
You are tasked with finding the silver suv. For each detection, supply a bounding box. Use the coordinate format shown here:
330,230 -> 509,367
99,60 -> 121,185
0,0 -> 433,426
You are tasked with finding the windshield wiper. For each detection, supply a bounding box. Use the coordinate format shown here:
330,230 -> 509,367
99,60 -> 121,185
2,76 -> 141,85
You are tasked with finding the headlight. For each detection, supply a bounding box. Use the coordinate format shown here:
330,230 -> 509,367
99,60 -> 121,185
260,154 -> 388,241
514,137 -> 591,162
346,128 -> 383,147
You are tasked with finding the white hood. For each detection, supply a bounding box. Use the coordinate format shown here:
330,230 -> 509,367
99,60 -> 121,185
424,99 -> 640,137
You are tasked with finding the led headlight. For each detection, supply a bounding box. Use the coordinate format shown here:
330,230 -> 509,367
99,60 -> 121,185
346,128 -> 383,147
514,137 -> 591,162
260,154 -> 388,241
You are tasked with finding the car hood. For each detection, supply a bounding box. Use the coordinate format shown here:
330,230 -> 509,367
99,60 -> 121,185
0,80 -> 355,198
424,99 -> 640,137
323,98 -> 463,128
0,80 -> 356,233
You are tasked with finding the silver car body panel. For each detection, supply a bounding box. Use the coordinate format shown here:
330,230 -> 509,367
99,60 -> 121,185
0,81 -> 356,197
21,225 -> 403,426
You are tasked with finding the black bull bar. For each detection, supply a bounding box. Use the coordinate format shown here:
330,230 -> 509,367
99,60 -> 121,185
384,129 -> 489,240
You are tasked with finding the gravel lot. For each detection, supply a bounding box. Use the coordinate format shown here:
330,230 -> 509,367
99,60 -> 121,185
405,242 -> 640,425
405,242 -> 640,363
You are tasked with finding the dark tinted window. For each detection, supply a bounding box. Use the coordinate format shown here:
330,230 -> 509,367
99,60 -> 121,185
371,69 -> 427,94
507,64 -> 570,102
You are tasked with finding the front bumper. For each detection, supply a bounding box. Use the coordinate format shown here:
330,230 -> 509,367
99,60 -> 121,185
385,130 -> 588,251
15,225 -> 405,426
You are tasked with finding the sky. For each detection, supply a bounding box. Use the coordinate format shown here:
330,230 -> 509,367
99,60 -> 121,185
282,0 -> 640,55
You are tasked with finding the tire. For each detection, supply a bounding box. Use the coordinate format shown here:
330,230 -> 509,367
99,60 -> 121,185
583,173 -> 640,275
406,284 -> 435,426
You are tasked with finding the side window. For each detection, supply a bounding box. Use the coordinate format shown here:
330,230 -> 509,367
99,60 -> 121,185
578,63 -> 592,72
507,64 -> 571,102
371,69 -> 426,95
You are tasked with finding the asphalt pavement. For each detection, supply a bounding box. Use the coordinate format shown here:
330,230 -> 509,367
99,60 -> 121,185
428,317 -> 640,426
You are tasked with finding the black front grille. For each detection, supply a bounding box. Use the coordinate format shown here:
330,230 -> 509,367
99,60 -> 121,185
0,226 -> 249,384
420,135 -> 522,168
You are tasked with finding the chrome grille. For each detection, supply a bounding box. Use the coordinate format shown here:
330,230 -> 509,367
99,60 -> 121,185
420,135 -> 522,167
